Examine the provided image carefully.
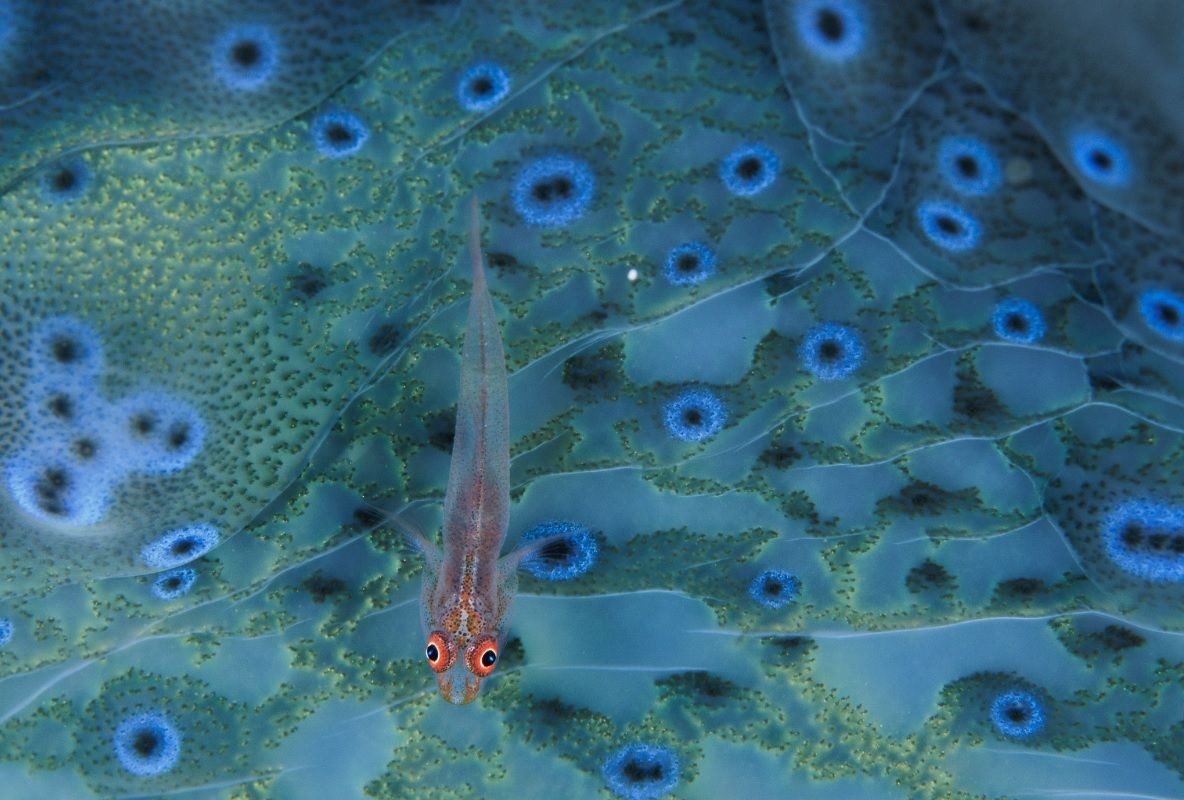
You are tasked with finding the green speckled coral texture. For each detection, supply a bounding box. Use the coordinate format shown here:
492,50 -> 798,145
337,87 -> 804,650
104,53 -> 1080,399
1,0 -> 1182,797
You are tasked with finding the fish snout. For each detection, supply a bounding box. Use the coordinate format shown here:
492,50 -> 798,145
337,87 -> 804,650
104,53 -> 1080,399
437,671 -> 481,705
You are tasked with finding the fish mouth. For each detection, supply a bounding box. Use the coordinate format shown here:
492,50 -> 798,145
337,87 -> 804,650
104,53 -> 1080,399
437,673 -> 481,705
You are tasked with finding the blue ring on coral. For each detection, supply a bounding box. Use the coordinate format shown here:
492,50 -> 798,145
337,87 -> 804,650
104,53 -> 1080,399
749,569 -> 801,609
151,568 -> 198,600
519,521 -> 599,581
4,448 -> 113,527
115,390 -> 207,475
937,135 -> 1002,197
310,108 -> 370,159
799,322 -> 864,381
916,199 -> 981,252
989,690 -> 1045,739
1069,129 -> 1132,188
211,23 -> 279,92
991,298 -> 1046,344
602,743 -> 680,800
113,711 -> 181,777
1138,289 -> 1184,342
1100,499 -> 1184,583
720,143 -> 780,197
457,62 -> 510,113
41,158 -> 91,203
140,524 -> 220,569
662,241 -> 716,287
0,618 -> 12,647
30,315 -> 104,377
511,154 -> 595,227
793,0 -> 867,63
662,387 -> 727,442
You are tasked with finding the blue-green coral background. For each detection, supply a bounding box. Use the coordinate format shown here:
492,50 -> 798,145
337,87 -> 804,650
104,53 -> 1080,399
2,0 -> 1184,798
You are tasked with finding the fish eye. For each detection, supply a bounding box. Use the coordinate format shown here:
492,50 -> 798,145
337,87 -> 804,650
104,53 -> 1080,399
425,631 -> 454,673
467,636 -> 498,678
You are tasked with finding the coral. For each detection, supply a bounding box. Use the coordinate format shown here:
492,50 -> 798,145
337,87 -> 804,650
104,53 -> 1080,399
1100,499 -> 1184,583
748,569 -> 801,609
140,524 -> 220,570
936,135 -> 1002,197
211,23 -> 280,92
990,298 -> 1046,344
112,711 -> 181,776
602,743 -> 680,800
0,0 -> 1181,798
518,521 -> 599,581
457,62 -> 511,113
150,568 -> 198,601
719,143 -> 780,197
662,241 -> 716,286
661,387 -> 727,442
309,108 -> 370,159
989,690 -> 1046,739
914,199 -> 981,253
798,322 -> 864,381
1068,128 -> 1133,188
510,154 -> 595,227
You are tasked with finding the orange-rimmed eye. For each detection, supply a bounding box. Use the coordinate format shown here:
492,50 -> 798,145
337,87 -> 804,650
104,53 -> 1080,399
466,636 -> 498,678
425,631 -> 454,673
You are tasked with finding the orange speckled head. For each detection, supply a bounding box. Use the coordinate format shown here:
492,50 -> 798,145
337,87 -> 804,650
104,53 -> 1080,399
422,582 -> 510,704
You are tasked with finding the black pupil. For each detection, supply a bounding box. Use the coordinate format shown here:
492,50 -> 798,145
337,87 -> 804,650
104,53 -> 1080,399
936,215 -> 960,235
426,643 -> 439,661
171,538 -> 195,556
164,577 -> 181,590
955,155 -> 979,178
132,413 -> 155,435
231,40 -> 260,67
736,157 -> 761,179
532,176 -> 573,203
1156,303 -> 1180,326
624,760 -> 663,783
52,170 -> 76,192
1089,149 -> 1112,171
816,8 -> 844,41
1005,313 -> 1026,333
818,340 -> 840,361
677,254 -> 698,273
764,579 -> 782,594
326,124 -> 352,144
472,76 -> 493,95
1006,705 -> 1027,722
133,730 -> 158,757
481,649 -> 496,667
683,408 -> 702,426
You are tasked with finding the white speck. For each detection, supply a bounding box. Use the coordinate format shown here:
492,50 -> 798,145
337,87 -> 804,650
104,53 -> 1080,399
626,269 -> 638,282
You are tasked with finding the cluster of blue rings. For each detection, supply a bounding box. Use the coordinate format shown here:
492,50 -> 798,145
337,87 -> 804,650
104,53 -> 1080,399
5,316 -> 207,529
